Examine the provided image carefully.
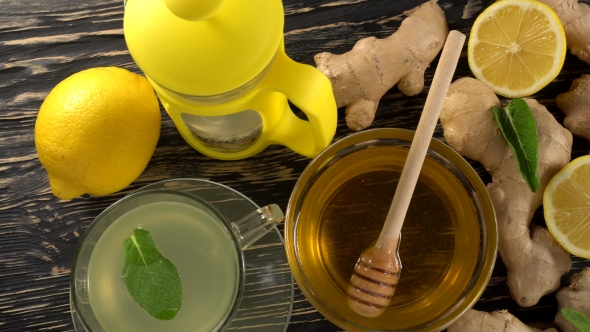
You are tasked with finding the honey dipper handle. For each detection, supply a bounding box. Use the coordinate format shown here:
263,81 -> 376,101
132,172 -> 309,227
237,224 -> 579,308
377,30 -> 466,248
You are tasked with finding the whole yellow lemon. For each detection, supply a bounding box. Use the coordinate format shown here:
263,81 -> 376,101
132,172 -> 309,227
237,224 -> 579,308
35,67 -> 161,200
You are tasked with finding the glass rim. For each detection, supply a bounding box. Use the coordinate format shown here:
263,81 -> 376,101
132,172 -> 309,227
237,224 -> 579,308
69,178 -> 251,332
284,128 -> 498,332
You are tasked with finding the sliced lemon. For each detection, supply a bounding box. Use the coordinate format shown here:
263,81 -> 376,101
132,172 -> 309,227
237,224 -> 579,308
544,155 -> 590,259
468,0 -> 566,98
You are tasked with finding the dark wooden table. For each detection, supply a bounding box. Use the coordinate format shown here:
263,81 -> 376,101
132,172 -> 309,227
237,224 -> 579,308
2,0 -> 590,331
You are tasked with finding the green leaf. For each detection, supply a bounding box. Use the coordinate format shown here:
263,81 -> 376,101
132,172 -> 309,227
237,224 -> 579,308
562,308 -> 590,332
122,228 -> 182,320
492,98 -> 540,192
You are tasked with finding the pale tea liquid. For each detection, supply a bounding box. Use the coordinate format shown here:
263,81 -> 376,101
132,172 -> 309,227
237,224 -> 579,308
294,145 -> 482,330
87,194 -> 240,332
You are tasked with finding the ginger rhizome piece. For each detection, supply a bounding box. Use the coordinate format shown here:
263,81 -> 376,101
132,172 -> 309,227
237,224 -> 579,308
314,1 -> 448,131
556,74 -> 590,140
447,309 -> 558,332
440,77 -> 573,307
555,268 -> 590,332
538,0 -> 590,64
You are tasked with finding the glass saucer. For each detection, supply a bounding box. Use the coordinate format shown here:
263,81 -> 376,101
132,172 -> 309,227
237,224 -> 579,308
70,178 -> 294,332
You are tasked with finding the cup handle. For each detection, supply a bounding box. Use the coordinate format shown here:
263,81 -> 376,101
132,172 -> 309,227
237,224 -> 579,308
230,204 -> 284,249
260,39 -> 337,158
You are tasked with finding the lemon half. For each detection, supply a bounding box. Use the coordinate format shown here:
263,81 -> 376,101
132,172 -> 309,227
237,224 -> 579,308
468,0 -> 566,98
544,155 -> 590,259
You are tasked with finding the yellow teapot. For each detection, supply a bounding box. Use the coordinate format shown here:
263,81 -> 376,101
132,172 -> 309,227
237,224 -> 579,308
123,0 -> 337,160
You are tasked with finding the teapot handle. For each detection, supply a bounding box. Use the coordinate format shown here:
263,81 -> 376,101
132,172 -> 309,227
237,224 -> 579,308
259,39 -> 337,158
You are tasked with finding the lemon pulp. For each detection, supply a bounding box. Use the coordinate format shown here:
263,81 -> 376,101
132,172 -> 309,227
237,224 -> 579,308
544,155 -> 590,259
468,0 -> 566,98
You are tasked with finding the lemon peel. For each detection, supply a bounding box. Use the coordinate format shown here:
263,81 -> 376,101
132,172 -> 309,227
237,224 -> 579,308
35,66 -> 161,200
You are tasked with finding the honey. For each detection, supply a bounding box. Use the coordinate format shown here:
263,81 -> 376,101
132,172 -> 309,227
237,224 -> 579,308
291,143 -> 486,331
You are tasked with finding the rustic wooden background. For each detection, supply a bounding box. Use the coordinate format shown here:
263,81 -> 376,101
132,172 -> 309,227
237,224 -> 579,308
2,0 -> 590,331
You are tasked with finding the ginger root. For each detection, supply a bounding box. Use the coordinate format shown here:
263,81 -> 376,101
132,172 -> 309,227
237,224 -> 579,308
555,268 -> 590,332
556,74 -> 590,140
440,77 -> 573,307
538,0 -> 590,64
314,1 -> 448,131
447,309 -> 557,332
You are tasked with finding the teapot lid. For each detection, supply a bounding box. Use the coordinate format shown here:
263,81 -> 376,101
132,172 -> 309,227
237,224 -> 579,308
124,0 -> 283,96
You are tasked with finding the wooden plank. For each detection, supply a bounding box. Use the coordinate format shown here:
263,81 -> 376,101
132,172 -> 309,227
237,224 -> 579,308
1,0 -> 589,331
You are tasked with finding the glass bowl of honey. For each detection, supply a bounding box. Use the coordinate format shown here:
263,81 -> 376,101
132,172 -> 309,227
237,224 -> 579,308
284,128 -> 497,331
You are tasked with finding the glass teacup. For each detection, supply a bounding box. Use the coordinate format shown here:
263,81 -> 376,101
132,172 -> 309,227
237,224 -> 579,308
70,179 -> 293,332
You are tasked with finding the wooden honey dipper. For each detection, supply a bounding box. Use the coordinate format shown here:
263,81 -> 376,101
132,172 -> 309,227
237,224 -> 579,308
347,30 -> 466,318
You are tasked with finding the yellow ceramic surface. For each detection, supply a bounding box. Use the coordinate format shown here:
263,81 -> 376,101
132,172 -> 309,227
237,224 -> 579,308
124,0 -> 337,160
153,40 -> 337,160
124,0 -> 283,96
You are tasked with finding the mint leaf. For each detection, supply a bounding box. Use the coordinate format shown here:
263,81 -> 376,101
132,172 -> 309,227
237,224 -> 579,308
562,308 -> 590,332
492,98 -> 540,192
122,228 -> 182,320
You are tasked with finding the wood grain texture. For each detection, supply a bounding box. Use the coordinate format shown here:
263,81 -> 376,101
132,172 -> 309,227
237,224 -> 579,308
1,0 -> 590,331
